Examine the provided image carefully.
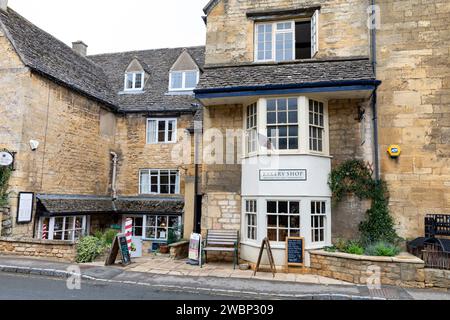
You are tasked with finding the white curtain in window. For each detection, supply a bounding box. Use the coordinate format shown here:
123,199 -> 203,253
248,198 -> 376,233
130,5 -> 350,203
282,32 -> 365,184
147,120 -> 157,144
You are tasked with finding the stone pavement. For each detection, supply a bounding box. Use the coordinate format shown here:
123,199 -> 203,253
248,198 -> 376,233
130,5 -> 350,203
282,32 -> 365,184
86,255 -> 351,286
1,255 -> 449,300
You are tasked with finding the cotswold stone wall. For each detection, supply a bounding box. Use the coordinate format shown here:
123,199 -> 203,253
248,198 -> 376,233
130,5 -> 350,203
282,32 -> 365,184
328,99 -> 374,240
0,237 -> 77,261
0,206 -> 12,237
310,250 -> 426,288
205,0 -> 370,65
114,113 -> 196,196
376,0 -> 450,238
1,29 -> 118,237
310,250 -> 450,289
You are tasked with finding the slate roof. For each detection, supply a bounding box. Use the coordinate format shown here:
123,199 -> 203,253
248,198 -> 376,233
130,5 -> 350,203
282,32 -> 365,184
37,194 -> 185,216
89,46 -> 205,113
0,8 -> 117,109
196,58 -> 375,92
0,8 -> 205,114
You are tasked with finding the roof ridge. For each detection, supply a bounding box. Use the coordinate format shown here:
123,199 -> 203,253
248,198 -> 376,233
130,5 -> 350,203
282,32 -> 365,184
88,45 -> 205,58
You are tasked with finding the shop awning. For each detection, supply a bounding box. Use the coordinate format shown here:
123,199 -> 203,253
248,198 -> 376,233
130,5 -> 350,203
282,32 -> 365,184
36,194 -> 185,217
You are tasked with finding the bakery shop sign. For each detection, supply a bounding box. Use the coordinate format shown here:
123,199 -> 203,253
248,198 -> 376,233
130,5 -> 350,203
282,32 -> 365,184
259,169 -> 307,181
0,150 -> 14,167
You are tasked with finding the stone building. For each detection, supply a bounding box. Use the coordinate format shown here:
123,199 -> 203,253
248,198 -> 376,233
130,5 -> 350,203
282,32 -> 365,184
0,3 -> 204,257
0,0 -> 449,267
195,0 -> 450,266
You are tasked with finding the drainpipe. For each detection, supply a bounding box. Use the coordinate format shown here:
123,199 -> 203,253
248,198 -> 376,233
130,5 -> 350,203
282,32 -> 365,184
370,0 -> 380,181
110,152 -> 118,200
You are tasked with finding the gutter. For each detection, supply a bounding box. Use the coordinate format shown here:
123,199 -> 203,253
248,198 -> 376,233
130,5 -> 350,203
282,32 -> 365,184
194,79 -> 381,96
110,152 -> 118,201
370,0 -> 380,181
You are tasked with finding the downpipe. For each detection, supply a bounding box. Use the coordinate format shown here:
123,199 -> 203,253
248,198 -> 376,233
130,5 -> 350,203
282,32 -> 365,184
110,151 -> 118,200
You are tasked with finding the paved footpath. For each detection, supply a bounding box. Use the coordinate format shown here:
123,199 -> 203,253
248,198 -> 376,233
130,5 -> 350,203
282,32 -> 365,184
0,255 -> 448,300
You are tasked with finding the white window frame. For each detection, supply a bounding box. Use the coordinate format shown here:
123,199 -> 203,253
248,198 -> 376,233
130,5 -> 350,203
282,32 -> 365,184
39,216 -> 87,241
309,99 -> 325,153
266,200 -> 301,243
254,10 -> 319,62
255,20 -> 294,62
124,72 -> 145,91
143,215 -> 182,241
243,97 -> 329,158
169,70 -> 199,91
311,200 -> 327,244
146,118 -> 178,144
245,103 -> 258,155
244,199 -> 258,241
266,97 -> 300,151
139,169 -> 180,195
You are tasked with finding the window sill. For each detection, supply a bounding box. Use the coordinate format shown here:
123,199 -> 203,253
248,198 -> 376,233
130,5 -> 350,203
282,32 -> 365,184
119,90 -> 145,95
241,152 -> 332,159
166,90 -> 195,95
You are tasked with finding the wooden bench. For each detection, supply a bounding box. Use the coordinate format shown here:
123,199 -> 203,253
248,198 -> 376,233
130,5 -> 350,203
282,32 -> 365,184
202,230 -> 239,269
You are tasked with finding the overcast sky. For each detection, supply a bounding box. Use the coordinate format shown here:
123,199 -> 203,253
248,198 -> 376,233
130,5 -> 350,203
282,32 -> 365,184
9,0 -> 207,55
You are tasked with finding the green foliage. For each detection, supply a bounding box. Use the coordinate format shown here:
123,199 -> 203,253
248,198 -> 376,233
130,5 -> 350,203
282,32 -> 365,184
328,160 -> 399,244
324,246 -> 337,253
333,238 -> 348,252
345,241 -> 364,255
94,229 -> 119,245
365,242 -> 400,257
167,224 -> 183,245
76,236 -> 108,263
0,166 -> 12,207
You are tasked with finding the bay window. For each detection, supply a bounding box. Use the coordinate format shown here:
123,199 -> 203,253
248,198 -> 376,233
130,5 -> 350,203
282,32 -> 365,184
309,100 -> 325,152
139,169 -> 179,195
267,200 -> 301,242
254,10 -> 319,62
267,98 -> 299,150
311,201 -> 327,243
246,103 -> 258,154
147,118 -> 177,144
39,216 -> 87,241
245,200 -> 257,240
243,97 -> 328,156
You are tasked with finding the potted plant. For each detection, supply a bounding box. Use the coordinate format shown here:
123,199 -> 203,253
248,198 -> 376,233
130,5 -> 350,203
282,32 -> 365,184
159,243 -> 169,254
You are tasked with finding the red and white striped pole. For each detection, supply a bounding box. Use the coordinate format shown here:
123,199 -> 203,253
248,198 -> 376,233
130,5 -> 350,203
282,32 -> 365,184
125,218 -> 133,253
42,224 -> 47,240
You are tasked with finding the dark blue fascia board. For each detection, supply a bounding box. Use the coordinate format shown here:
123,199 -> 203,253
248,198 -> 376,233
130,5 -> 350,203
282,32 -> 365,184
194,80 -> 381,99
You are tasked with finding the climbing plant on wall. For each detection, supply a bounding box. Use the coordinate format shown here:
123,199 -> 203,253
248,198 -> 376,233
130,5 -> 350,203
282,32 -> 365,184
328,160 -> 399,244
0,166 -> 12,207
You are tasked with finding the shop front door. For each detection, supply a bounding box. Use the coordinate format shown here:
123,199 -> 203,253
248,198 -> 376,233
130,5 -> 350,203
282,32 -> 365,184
123,216 -> 143,258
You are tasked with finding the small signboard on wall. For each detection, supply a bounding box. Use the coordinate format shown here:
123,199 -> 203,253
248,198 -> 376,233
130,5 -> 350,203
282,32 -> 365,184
286,237 -> 305,267
16,192 -> 34,224
260,169 -> 307,181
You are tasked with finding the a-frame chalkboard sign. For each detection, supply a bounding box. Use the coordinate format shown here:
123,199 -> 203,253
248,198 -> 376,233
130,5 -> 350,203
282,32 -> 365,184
253,237 -> 276,277
105,234 -> 131,266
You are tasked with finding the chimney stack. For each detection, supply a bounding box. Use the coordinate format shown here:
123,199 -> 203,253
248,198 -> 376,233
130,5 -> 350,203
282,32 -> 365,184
72,41 -> 88,57
0,0 -> 8,11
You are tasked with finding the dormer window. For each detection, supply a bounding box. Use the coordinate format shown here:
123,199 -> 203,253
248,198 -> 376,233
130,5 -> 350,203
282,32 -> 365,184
169,70 -> 199,91
254,10 -> 319,62
168,50 -> 200,93
124,72 -> 144,91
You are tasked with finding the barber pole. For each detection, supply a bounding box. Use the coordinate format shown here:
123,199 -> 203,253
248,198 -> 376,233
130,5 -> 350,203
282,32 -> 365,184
42,224 -> 47,240
125,218 -> 133,253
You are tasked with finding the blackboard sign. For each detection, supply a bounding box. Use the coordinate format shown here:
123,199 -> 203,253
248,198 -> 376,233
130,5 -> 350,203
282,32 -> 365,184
105,234 -> 131,266
286,237 -> 304,267
118,235 -> 131,265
